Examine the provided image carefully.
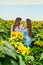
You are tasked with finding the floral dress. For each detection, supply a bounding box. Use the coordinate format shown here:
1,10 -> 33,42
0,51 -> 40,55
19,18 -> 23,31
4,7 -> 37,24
22,28 -> 31,46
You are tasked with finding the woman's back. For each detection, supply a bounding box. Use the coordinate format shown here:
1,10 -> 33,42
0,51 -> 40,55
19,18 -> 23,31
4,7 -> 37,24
22,28 -> 29,37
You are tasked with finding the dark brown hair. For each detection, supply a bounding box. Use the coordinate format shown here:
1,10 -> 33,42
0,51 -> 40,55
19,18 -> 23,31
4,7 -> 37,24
15,17 -> 22,22
26,18 -> 32,37
13,17 -> 22,31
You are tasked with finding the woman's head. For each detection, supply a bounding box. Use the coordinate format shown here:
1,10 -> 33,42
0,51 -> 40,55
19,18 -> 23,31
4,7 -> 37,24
14,17 -> 22,26
13,17 -> 22,31
15,17 -> 22,22
26,18 -> 31,28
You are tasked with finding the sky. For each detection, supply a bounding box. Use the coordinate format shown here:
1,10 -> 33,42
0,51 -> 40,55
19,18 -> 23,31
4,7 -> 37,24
0,0 -> 43,5
0,0 -> 43,20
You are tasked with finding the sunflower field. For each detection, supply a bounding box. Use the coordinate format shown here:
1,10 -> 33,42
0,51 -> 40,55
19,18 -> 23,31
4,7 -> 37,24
0,18 -> 43,65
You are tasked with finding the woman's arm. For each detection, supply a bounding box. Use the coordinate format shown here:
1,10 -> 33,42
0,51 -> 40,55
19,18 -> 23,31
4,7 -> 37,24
10,24 -> 17,32
10,25 -> 14,32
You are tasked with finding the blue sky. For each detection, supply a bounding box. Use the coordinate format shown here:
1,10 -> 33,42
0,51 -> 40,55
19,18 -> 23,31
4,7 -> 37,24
0,5 -> 43,20
0,0 -> 43,20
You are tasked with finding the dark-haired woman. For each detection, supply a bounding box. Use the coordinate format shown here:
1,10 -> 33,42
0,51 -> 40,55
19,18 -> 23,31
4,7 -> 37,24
22,19 -> 32,46
11,17 -> 24,32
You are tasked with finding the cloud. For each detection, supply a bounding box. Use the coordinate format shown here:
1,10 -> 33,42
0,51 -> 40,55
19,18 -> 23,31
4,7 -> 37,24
0,0 -> 43,5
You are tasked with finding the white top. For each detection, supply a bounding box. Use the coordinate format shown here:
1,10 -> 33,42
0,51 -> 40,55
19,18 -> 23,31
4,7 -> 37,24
11,24 -> 24,32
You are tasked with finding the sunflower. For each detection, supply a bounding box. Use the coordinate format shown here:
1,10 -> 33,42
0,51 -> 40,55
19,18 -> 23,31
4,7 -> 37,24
21,45 -> 28,55
15,43 -> 30,55
16,45 -> 27,54
17,32 -> 23,39
16,46 -> 22,53
10,41 -> 18,48
34,41 -> 41,46
22,50 -> 26,55
11,31 -> 18,39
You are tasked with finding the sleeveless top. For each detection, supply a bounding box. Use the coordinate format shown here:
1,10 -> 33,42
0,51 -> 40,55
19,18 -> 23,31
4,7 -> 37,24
11,24 -> 24,32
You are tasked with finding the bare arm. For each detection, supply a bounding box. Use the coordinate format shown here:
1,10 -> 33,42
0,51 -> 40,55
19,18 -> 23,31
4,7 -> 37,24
10,25 -> 14,32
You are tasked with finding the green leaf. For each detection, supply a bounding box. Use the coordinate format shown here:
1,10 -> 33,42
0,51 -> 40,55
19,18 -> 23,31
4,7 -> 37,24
0,45 -> 17,60
25,56 -> 34,62
10,59 -> 18,65
18,55 -> 26,65
40,53 -> 43,60
0,62 -> 2,65
3,41 -> 15,50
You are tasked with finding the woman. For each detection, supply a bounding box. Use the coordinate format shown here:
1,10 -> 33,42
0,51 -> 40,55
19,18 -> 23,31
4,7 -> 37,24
11,17 -> 24,32
22,18 -> 32,46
